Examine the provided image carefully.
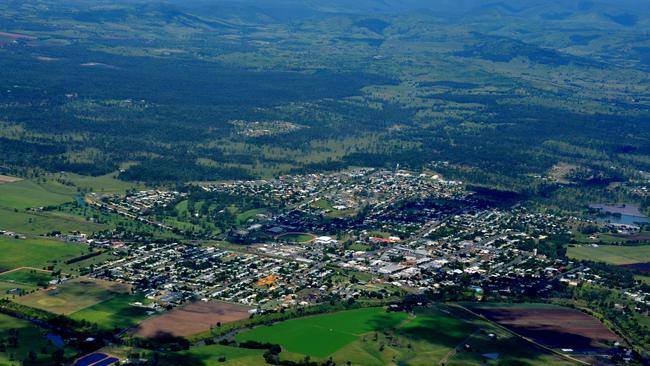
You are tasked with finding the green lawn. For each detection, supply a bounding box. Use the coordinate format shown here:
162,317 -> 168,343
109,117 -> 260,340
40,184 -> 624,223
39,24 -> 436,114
0,268 -> 53,287
0,313 -> 73,365
235,307 -> 408,357
0,236 -> 87,272
70,293 -> 152,331
567,245 -> 650,265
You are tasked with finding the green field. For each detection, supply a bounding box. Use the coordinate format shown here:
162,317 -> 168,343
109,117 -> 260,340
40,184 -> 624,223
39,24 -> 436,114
236,307 -> 408,357
59,172 -> 144,195
0,281 -> 37,299
160,345 -> 265,366
234,306 -> 576,366
0,313 -> 72,365
16,277 -> 131,315
0,179 -> 78,209
567,245 -> 650,265
70,293 -> 153,331
0,268 -> 53,287
0,236 -> 87,272
0,207 -> 107,235
276,233 -> 315,243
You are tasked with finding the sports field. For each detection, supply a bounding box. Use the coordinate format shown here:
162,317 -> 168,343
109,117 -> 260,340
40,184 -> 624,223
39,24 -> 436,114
16,277 -> 131,315
276,232 -> 315,243
567,244 -> 650,265
70,293 -> 153,331
0,236 -> 87,272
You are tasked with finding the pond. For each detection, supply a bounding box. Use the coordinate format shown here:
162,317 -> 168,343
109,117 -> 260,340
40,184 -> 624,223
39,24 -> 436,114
590,204 -> 650,225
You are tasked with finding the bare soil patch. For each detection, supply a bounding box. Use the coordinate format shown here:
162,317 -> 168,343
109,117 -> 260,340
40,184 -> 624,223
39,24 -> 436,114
133,301 -> 252,338
471,304 -> 619,351
0,175 -> 21,185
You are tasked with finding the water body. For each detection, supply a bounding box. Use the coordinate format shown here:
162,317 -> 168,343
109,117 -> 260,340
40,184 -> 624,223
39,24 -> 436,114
590,204 -> 650,225
46,333 -> 65,347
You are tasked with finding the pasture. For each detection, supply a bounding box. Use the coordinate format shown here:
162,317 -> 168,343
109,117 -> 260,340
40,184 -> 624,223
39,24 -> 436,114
0,179 -> 75,209
16,277 -> 131,315
0,236 -> 87,272
567,244 -> 650,265
134,301 -> 252,338
0,207 -> 107,235
70,293 -> 153,331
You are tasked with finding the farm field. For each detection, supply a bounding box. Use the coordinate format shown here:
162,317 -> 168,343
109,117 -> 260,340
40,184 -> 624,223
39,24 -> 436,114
70,293 -> 153,331
0,313 -> 72,366
15,277 -> 131,315
0,268 -> 53,287
134,301 -> 252,338
465,303 -> 620,352
224,305 -> 576,365
567,245 -> 650,265
235,307 -> 408,358
0,236 -> 87,272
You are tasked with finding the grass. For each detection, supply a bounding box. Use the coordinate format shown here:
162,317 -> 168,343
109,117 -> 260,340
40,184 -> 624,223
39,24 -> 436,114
69,293 -> 153,331
0,179 -> 75,209
567,244 -> 650,265
0,207 -> 108,235
160,345 -> 265,366
312,199 -> 358,219
0,313 -> 73,366
0,268 -> 53,287
0,236 -> 87,272
57,172 -> 144,195
276,233 -> 315,243
235,307 -> 409,357
218,305 -> 575,366
635,275 -> 650,285
57,251 -> 119,275
0,281 -> 37,299
15,277 -> 131,315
